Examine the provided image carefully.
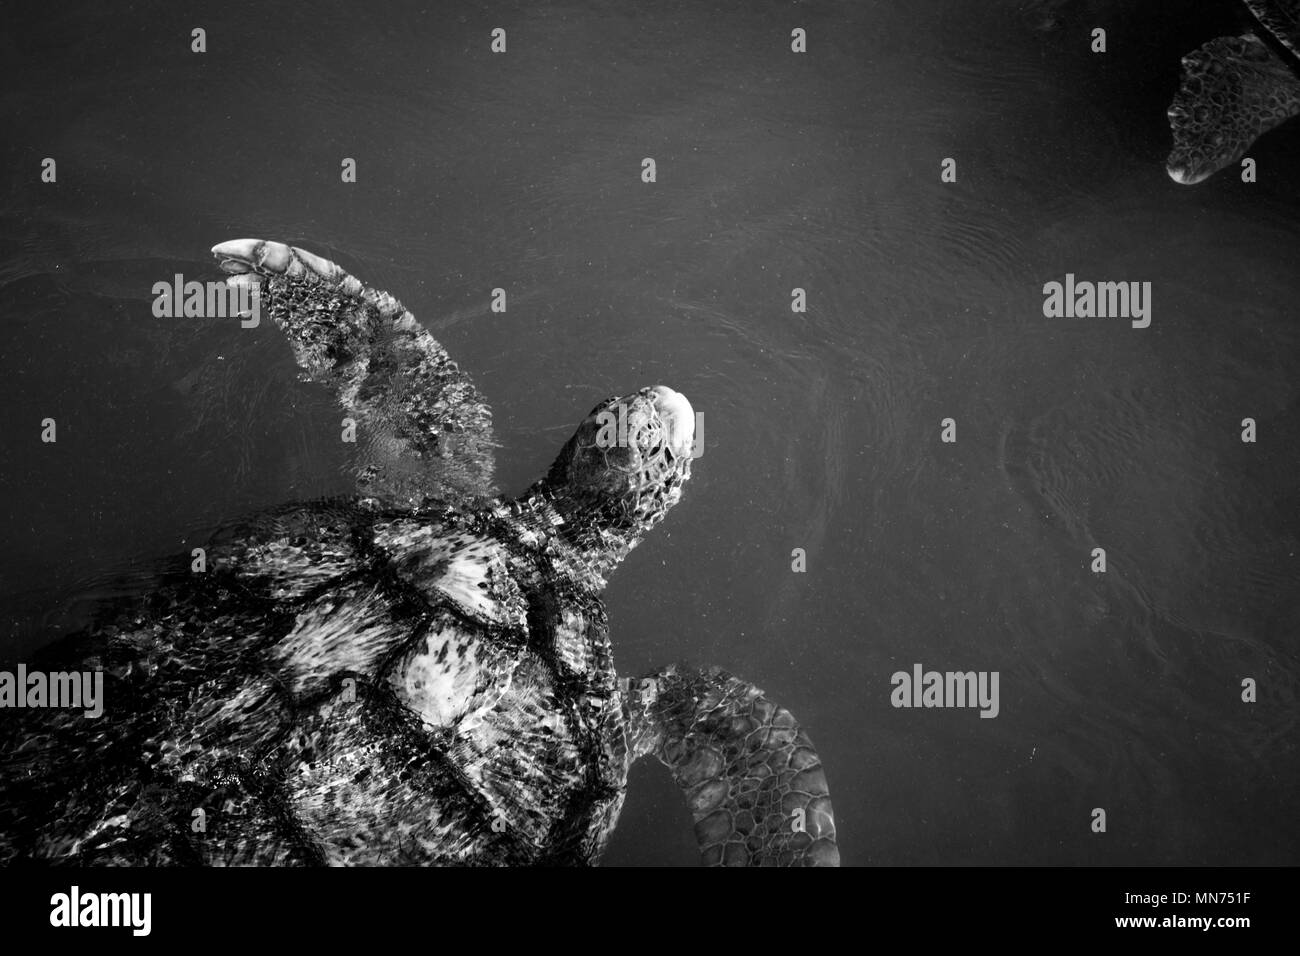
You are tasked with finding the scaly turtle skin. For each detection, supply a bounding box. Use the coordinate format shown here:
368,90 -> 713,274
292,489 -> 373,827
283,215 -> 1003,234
0,240 -> 837,866
1166,0 -> 1300,184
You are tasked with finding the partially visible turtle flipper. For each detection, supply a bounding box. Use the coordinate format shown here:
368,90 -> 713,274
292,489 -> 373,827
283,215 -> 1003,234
1166,33 -> 1300,184
624,664 -> 838,866
1244,0 -> 1300,58
211,239 -> 497,504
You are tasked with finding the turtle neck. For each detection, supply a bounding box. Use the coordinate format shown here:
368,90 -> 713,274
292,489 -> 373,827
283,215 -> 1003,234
503,479 -> 643,589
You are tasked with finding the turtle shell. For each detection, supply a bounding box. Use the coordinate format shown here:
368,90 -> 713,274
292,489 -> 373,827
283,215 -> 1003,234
0,498 -> 629,865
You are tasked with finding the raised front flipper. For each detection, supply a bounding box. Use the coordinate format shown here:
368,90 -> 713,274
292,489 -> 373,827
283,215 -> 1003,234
211,239 -> 497,504
624,664 -> 838,866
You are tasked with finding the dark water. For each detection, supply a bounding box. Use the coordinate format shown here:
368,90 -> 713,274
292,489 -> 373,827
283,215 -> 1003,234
2,0 -> 1297,865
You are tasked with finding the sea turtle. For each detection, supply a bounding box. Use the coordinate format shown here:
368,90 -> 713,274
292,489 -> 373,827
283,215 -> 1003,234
1165,0 -> 1300,183
0,239 -> 838,867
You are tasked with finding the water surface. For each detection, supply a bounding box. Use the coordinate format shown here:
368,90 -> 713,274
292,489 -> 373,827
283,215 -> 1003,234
1,0 -> 1297,865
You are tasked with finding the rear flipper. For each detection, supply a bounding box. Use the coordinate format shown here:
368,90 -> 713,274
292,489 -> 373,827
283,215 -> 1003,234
210,239 -> 497,504
624,664 -> 838,866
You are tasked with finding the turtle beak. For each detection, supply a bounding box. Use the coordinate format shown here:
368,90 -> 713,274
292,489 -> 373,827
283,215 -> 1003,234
650,386 -> 694,460
1165,154 -> 1214,186
1166,163 -> 1203,185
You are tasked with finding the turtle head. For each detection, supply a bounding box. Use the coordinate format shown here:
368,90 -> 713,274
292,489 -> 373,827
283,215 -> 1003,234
1165,35 -> 1299,185
1165,85 -> 1251,186
524,386 -> 695,583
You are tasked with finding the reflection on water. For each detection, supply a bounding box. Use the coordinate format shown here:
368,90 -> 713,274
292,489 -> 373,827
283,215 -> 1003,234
1,0 -> 1297,864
